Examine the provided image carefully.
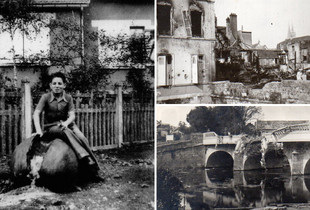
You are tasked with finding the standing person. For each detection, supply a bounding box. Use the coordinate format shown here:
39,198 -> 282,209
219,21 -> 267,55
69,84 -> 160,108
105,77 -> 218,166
33,72 -> 101,179
297,69 -> 303,80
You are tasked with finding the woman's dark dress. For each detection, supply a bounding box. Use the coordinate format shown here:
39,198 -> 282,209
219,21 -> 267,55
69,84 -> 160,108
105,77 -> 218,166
35,92 -> 99,168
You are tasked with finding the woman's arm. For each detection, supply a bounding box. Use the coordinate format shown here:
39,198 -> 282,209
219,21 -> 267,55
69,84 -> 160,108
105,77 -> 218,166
33,109 -> 43,136
60,94 -> 75,129
61,111 -> 76,129
33,94 -> 47,137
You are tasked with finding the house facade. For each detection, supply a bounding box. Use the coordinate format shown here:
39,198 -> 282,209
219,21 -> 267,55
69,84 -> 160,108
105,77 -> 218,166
277,36 -> 310,71
0,0 -> 89,87
0,0 -> 154,89
157,0 -> 216,87
84,0 -> 154,88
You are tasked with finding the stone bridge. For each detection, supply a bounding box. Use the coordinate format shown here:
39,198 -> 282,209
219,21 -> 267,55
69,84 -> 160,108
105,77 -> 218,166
158,125 -> 310,175
203,124 -> 310,175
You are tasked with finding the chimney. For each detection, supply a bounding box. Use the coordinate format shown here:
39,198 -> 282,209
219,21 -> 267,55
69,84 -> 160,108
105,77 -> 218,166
230,13 -> 238,40
226,17 -> 231,40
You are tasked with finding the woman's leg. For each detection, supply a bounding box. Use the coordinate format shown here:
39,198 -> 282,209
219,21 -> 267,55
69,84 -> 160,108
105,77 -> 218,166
47,125 -> 89,160
70,124 -> 100,169
71,124 -> 90,146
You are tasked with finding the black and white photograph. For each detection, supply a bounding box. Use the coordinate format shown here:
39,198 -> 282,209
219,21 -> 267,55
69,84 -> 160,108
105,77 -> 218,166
0,0 -> 154,209
156,0 -> 310,104
157,105 -> 310,209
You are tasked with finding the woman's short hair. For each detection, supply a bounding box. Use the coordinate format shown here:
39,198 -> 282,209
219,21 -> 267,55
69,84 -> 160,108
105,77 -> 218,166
50,72 -> 67,84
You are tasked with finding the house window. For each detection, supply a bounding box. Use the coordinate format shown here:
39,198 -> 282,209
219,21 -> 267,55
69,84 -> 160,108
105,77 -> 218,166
190,4 -> 203,38
301,49 -> 308,62
0,13 -> 54,65
130,26 -> 145,37
157,3 -> 172,36
191,10 -> 202,37
92,19 -> 153,68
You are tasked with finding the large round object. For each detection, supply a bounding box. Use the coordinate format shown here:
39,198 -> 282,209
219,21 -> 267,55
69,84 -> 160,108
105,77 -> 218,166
11,137 -> 79,191
39,139 -> 79,191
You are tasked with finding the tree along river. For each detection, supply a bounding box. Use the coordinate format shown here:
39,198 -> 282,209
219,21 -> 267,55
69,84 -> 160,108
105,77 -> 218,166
157,166 -> 310,209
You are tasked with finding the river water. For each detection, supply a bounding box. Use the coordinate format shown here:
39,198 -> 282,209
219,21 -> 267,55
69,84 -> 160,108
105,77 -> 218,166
157,167 -> 310,210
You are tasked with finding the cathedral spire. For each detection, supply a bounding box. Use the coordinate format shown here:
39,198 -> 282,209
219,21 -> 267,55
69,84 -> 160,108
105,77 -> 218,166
287,24 -> 296,39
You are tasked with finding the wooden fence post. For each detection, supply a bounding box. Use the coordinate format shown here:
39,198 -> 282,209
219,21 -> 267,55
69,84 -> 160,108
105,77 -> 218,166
115,85 -> 123,147
21,80 -> 32,140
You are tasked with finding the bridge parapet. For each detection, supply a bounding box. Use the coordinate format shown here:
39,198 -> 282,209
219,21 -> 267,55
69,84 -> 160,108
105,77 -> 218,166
272,123 -> 310,141
202,132 -> 241,145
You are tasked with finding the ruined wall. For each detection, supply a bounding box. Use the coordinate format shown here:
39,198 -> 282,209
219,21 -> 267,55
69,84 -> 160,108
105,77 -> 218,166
158,80 -> 310,104
211,80 -> 310,104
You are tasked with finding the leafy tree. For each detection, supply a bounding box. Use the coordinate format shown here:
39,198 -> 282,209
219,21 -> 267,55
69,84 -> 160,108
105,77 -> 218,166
31,16 -> 112,92
99,31 -> 154,101
186,106 -> 261,135
185,107 -> 214,133
157,169 -> 183,210
0,0 -> 42,87
177,121 -> 192,135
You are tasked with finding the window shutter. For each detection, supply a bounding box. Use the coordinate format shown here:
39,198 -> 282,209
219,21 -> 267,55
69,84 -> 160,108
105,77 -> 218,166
182,10 -> 192,37
191,55 -> 198,84
157,56 -> 167,86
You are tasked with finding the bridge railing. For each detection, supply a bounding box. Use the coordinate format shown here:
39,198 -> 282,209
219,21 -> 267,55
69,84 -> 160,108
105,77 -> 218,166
203,135 -> 241,145
272,123 -> 310,141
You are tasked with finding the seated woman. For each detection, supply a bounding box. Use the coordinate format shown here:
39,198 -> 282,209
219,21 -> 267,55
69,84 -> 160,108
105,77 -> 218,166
33,72 -> 101,178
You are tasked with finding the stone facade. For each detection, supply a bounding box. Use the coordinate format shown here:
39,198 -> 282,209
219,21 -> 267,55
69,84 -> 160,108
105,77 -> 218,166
277,36 -> 310,70
157,0 -> 216,87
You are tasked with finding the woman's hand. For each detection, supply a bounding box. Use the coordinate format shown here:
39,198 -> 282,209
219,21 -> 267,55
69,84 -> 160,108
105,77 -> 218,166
59,121 -> 69,130
32,131 -> 43,137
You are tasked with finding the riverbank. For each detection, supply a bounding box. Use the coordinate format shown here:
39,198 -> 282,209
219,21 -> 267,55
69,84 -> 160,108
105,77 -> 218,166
0,142 -> 154,210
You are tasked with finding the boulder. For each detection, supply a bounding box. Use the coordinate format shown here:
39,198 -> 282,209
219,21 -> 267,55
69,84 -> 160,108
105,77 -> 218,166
10,136 -> 79,191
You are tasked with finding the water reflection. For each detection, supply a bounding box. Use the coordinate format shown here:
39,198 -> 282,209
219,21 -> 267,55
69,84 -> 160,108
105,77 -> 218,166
157,167 -> 310,210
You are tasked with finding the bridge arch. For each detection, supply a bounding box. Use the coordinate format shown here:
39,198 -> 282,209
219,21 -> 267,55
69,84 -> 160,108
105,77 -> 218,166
205,150 -> 233,168
244,153 -> 263,170
304,159 -> 310,175
264,150 -> 290,171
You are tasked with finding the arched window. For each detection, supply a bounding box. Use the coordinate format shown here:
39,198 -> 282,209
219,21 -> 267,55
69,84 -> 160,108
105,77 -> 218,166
157,1 -> 172,36
190,4 -> 203,37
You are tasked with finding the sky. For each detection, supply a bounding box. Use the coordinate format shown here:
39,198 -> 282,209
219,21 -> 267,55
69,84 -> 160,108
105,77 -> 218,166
214,0 -> 310,49
157,106 -> 310,127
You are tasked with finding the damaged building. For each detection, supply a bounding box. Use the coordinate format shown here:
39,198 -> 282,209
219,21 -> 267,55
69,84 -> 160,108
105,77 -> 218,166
277,36 -> 310,71
215,13 -> 285,81
156,0 -> 216,88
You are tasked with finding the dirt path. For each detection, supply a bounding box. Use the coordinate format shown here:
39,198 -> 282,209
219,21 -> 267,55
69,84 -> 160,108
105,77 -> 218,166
0,143 -> 154,210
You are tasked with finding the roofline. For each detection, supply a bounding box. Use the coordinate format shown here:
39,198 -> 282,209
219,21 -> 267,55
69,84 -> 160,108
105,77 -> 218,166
278,35 -> 310,45
31,3 -> 89,8
31,0 -> 90,8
